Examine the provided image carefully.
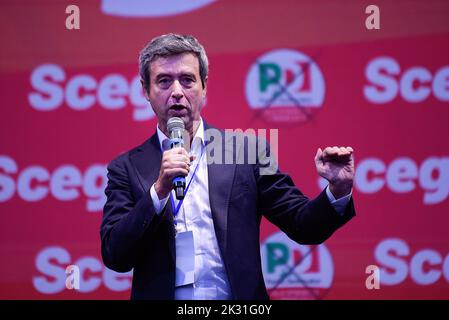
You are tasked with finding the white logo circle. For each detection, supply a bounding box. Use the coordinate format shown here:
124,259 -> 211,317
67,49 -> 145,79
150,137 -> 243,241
261,231 -> 334,298
245,49 -> 325,123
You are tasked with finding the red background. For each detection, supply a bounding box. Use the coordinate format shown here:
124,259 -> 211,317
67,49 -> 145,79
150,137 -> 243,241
0,0 -> 448,299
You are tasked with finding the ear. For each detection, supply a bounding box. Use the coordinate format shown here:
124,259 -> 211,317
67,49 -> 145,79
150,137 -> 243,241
140,79 -> 150,100
202,76 -> 208,97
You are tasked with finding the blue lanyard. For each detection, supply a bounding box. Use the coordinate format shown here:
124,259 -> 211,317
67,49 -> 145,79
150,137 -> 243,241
170,144 -> 204,217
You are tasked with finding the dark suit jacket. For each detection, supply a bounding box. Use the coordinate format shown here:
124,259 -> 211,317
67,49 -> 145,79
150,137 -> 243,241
100,123 -> 355,300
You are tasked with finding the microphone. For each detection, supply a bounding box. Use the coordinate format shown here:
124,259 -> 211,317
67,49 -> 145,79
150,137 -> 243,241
167,117 -> 186,200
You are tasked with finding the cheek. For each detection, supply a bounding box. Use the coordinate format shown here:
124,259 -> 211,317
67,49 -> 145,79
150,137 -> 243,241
189,90 -> 205,103
192,96 -> 205,110
150,91 -> 168,105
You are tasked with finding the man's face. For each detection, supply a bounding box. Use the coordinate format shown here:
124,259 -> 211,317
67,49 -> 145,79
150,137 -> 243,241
144,52 -> 207,136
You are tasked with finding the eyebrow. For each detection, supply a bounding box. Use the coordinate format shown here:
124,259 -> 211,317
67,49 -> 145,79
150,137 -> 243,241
155,72 -> 197,80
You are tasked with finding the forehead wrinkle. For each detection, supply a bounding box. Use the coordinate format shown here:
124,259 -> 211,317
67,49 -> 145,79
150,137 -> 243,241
149,53 -> 199,80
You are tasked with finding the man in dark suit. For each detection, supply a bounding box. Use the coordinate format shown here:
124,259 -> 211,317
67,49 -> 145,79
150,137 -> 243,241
100,33 -> 356,300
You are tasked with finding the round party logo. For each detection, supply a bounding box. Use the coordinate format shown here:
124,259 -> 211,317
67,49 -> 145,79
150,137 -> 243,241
245,49 -> 325,124
261,231 -> 334,299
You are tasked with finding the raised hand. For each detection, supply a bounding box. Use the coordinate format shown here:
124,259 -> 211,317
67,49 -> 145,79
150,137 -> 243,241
315,146 -> 354,199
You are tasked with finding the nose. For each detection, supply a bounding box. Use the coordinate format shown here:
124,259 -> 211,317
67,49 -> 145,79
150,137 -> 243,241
171,80 -> 184,101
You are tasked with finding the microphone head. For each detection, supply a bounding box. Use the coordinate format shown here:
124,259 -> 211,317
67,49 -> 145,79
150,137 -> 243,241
167,117 -> 185,134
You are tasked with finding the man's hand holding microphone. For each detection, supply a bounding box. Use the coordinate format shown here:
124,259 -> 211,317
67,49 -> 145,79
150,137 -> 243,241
154,117 -> 196,200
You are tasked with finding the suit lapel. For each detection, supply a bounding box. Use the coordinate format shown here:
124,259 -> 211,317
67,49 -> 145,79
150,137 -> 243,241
129,133 -> 175,261
129,126 -> 235,263
129,133 -> 162,193
205,124 -> 236,259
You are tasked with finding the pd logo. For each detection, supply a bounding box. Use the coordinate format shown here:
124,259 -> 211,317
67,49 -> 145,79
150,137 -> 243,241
245,49 -> 325,124
261,231 -> 333,299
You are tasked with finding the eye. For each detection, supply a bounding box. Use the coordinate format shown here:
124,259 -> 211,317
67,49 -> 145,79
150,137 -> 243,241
158,78 -> 172,88
180,77 -> 195,86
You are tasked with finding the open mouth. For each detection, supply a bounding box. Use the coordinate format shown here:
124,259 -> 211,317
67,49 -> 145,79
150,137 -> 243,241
169,104 -> 186,111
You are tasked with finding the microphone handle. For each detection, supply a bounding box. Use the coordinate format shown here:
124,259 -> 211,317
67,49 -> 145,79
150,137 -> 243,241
170,129 -> 186,200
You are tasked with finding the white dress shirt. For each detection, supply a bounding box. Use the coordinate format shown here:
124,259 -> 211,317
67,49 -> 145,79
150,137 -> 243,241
150,118 -> 351,299
151,118 -> 232,299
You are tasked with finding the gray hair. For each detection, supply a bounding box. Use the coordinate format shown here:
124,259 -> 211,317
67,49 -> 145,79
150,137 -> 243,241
139,33 -> 209,93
